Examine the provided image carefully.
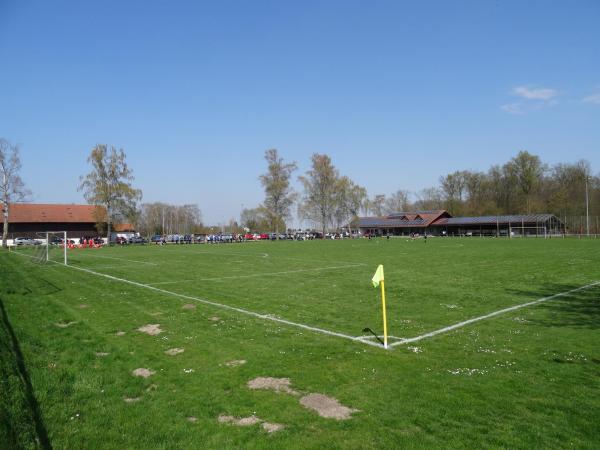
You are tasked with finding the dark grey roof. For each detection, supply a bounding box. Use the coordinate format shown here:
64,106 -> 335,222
433,214 -> 557,226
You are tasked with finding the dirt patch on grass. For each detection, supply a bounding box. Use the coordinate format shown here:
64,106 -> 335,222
247,377 -> 298,395
225,359 -> 246,367
182,304 -> 196,310
115,331 -> 126,336
95,352 -> 109,357
132,368 -> 155,378
165,348 -> 184,356
78,304 -> 89,309
218,415 -> 261,426
187,416 -> 198,423
138,324 -> 162,335
218,415 -> 285,433
55,321 -> 77,328
124,397 -> 141,403
210,316 -> 221,322
299,393 -> 358,420
262,422 -> 285,433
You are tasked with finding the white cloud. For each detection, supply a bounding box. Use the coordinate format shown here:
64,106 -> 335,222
500,103 -> 524,115
582,93 -> 600,104
512,86 -> 558,100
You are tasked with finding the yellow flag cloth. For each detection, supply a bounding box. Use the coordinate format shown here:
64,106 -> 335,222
372,264 -> 384,288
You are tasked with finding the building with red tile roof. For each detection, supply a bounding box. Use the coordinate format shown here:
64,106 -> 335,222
0,203 -> 128,239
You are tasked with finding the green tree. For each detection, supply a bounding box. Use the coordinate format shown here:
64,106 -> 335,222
506,150 -> 546,213
259,149 -> 297,239
78,145 -> 142,243
0,139 -> 30,248
298,154 -> 339,238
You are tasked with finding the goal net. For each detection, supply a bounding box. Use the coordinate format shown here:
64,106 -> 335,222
32,231 -> 68,265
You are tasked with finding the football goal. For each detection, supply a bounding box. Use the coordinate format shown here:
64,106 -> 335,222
32,231 -> 68,265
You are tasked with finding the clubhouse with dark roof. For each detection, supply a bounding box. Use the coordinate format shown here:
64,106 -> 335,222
358,210 -> 564,237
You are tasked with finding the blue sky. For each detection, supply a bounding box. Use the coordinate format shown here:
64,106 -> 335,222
1,0 -> 599,225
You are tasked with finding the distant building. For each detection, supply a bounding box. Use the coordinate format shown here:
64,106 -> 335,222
358,210 -> 564,237
0,203 -> 131,240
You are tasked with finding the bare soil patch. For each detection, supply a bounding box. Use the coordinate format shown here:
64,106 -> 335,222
55,321 -> 77,328
78,304 -> 89,309
225,359 -> 246,367
299,393 -> 358,420
182,304 -> 196,310
165,348 -> 184,356
138,324 -> 162,335
210,316 -> 221,322
115,331 -> 126,336
132,368 -> 155,378
262,422 -> 285,433
218,415 -> 261,426
187,416 -> 198,423
95,352 -> 109,357
124,397 -> 141,403
247,377 -> 298,395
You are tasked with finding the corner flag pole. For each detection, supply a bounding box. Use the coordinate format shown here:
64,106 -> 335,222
372,264 -> 389,349
380,278 -> 388,349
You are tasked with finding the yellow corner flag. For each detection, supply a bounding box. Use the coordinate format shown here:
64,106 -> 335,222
372,264 -> 384,288
372,264 -> 388,349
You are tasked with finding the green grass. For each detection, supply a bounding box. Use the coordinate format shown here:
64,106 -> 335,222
2,237 -> 600,449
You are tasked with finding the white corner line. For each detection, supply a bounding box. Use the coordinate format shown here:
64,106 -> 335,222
48,258 -> 385,348
389,280 -> 600,347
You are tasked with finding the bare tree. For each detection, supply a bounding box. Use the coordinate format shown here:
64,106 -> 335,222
78,145 -> 142,243
259,149 -> 297,239
384,190 -> 411,214
298,154 -> 339,238
0,139 -> 31,248
369,194 -> 386,216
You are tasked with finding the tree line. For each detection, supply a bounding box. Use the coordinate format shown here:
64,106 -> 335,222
1,137 -> 598,244
250,149 -> 599,235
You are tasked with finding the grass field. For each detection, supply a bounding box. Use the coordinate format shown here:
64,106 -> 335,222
2,237 -> 600,449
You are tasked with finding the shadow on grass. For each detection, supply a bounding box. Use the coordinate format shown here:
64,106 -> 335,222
0,297 -> 52,449
506,282 -> 600,330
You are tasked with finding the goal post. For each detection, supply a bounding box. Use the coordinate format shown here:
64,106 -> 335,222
36,231 -> 68,265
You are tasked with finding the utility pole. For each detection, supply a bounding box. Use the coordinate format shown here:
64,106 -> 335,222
585,175 -> 590,237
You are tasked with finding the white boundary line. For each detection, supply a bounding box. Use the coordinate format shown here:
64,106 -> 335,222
9,250 -> 599,351
51,260 -> 383,348
73,254 -> 158,266
147,264 -> 366,285
389,280 -> 600,347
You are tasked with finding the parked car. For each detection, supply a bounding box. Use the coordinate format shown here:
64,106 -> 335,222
128,236 -> 147,244
13,237 -> 41,245
113,236 -> 128,245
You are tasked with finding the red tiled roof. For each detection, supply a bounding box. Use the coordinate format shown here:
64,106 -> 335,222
359,210 -> 451,228
7,203 -> 106,223
113,223 -> 135,232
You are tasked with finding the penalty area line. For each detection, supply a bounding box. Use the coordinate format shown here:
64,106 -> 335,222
390,280 -> 600,347
53,261 -> 383,349
147,264 -> 366,285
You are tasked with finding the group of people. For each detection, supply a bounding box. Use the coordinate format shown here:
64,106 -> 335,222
67,237 -> 103,249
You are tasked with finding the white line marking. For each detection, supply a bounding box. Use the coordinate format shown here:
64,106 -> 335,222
29,258 -> 382,348
147,264 -> 365,285
389,281 -> 600,347
73,254 -> 158,266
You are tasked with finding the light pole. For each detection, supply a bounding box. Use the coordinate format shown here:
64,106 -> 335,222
585,175 -> 590,237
